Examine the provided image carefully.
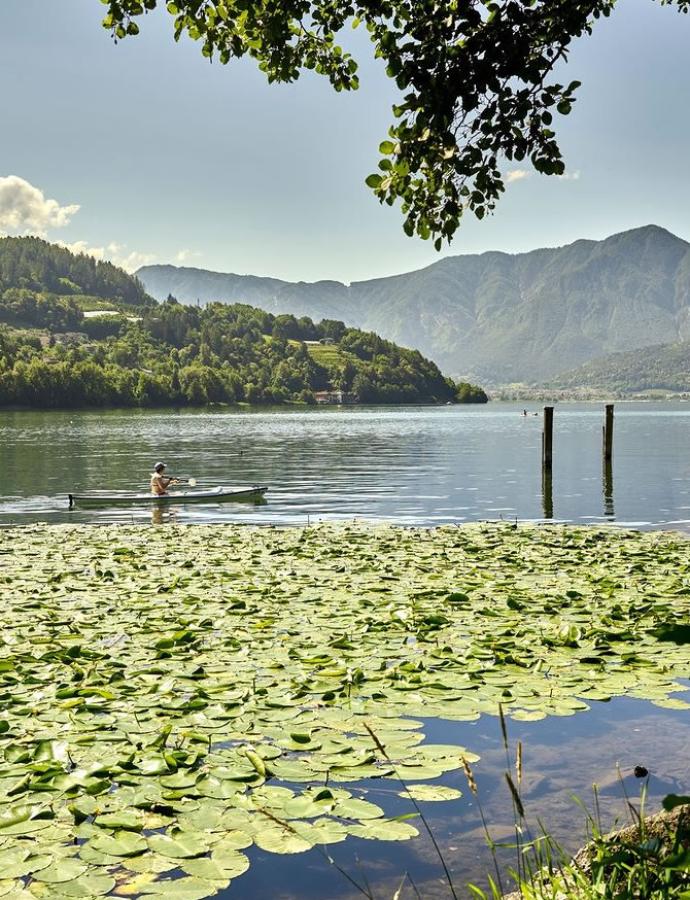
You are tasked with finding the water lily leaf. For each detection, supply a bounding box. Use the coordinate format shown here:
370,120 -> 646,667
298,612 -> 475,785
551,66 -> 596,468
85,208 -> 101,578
282,796 -> 333,819
89,831 -> 147,857
112,871 -> 158,895
510,709 -> 547,722
333,798 -> 384,820
121,853 -> 178,875
652,698 -> 690,710
5,523 -> 690,894
77,845 -> 124,867
46,872 -> 116,897
179,857 -> 229,881
139,876 -> 220,898
211,831 -> 253,853
291,818 -> 349,845
0,805 -> 53,835
0,884 -> 33,900
94,811 -> 144,831
348,819 -> 419,841
148,832 -> 209,859
252,824 -> 313,854
32,858 -> 88,884
399,785 -> 463,802
0,852 -> 52,879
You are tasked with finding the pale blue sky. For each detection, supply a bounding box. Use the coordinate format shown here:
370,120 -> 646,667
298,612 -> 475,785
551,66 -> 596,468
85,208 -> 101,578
1,0 -> 689,282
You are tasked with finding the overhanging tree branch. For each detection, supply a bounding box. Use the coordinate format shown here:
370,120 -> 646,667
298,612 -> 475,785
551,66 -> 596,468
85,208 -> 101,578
100,0 -> 690,245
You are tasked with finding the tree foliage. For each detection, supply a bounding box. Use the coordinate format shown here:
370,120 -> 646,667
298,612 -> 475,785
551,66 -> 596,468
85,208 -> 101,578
100,0 -> 690,245
0,237 -> 151,306
0,299 -> 485,408
0,240 -> 487,408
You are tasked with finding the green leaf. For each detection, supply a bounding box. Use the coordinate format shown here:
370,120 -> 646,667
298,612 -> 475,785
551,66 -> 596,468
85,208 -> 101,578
348,819 -> 419,841
33,858 -> 88,884
398,784 -> 462,802
89,832 -> 148,857
148,832 -> 209,859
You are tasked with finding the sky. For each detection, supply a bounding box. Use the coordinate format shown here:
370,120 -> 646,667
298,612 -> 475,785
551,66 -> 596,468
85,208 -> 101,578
1,0 -> 690,283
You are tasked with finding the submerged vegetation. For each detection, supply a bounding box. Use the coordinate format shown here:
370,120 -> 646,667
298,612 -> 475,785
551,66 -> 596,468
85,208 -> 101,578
0,237 -> 487,408
1,522 -> 690,898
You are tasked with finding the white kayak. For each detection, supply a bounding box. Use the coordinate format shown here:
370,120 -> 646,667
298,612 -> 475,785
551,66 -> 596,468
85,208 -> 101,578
68,485 -> 268,509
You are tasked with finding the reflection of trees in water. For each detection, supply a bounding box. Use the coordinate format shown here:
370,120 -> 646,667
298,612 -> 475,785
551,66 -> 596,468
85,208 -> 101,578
0,410 -> 164,496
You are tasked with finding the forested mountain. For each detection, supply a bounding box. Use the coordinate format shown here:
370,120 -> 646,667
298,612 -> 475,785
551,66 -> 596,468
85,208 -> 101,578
1,236 -> 151,307
550,341 -> 690,395
0,237 -> 485,409
138,225 -> 690,383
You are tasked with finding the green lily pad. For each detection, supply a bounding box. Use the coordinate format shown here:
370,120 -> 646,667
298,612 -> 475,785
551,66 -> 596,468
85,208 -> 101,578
148,832 -> 209,859
89,831 -> 147,857
32,858 -> 88,884
3,522 -> 690,893
139,876 -> 221,898
398,785 -> 463,802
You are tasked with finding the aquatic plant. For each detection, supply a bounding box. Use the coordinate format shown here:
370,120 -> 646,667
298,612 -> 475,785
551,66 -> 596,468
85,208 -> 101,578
0,522 -> 689,897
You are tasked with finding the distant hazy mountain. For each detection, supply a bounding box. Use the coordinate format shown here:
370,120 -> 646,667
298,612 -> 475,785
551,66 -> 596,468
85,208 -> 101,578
137,225 -> 690,383
550,340 -> 690,394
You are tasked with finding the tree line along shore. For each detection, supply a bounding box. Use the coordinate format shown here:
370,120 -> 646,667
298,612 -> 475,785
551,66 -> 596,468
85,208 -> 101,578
0,237 -> 487,410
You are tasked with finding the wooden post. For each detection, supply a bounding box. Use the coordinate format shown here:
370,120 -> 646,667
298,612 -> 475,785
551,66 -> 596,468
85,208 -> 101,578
542,467 -> 554,520
603,404 -> 614,462
542,406 -> 554,471
603,459 -> 614,519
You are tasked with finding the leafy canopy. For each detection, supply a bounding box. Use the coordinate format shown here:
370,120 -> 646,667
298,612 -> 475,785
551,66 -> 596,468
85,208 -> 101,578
101,0 -> 689,246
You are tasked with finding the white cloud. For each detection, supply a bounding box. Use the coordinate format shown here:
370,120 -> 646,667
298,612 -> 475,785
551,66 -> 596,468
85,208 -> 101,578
557,170 -> 581,181
117,250 -> 156,273
506,169 -> 531,183
0,175 -> 80,236
57,239 -> 155,273
175,248 -> 201,264
59,240 -> 106,261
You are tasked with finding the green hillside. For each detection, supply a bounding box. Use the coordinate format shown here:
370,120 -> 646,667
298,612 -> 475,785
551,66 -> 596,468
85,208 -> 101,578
137,225 -> 690,383
550,340 -> 690,395
0,238 -> 486,409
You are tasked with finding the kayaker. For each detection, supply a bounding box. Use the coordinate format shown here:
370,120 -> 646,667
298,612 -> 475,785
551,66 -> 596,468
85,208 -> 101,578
150,462 -> 179,496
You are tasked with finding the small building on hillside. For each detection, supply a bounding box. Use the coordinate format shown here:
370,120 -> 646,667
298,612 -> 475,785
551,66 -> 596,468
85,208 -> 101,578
314,390 -> 356,405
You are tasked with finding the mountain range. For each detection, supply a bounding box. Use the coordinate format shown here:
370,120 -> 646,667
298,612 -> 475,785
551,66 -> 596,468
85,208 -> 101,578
137,225 -> 690,384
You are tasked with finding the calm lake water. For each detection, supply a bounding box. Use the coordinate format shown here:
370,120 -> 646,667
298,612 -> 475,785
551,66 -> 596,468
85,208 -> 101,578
2,401 -> 690,897
2,400 -> 690,527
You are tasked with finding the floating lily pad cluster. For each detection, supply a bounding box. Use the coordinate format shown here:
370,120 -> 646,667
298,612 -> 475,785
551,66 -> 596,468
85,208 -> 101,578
1,522 -> 689,898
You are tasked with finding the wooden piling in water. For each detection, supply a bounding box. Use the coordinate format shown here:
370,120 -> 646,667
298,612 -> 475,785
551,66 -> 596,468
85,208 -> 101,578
603,404 -> 614,462
542,467 -> 554,520
542,406 -> 554,471
603,459 -> 614,519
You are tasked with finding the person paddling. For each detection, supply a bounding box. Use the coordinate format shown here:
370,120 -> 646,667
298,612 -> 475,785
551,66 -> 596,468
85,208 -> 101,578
150,461 -> 179,496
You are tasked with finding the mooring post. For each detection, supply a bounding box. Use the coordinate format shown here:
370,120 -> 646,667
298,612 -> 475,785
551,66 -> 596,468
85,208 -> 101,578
603,403 -> 614,462
542,406 -> 554,471
603,459 -> 614,519
542,467 -> 554,520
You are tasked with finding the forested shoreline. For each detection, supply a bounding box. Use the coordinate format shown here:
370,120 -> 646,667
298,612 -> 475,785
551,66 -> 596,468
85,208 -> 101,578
0,237 -> 487,409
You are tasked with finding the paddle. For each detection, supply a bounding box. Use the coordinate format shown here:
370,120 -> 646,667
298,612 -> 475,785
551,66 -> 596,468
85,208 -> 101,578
169,477 -> 197,487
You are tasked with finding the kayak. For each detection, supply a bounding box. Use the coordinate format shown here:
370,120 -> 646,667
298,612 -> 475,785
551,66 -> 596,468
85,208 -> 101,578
68,485 -> 268,509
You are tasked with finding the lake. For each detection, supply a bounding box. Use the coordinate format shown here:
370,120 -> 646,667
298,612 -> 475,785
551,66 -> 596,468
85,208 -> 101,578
2,400 -> 690,899
2,400 -> 690,527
